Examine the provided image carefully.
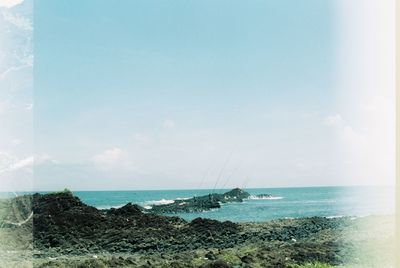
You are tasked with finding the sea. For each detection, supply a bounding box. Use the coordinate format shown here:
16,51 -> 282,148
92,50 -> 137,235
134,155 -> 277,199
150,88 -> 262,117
1,186 -> 394,222
67,186 -> 394,222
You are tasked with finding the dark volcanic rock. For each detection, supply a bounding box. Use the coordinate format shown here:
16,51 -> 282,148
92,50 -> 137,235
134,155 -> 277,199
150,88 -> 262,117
107,203 -> 143,216
27,190 -> 351,267
148,188 -> 250,214
32,191 -> 84,215
149,198 -> 221,214
33,191 -> 104,232
32,191 -> 241,255
189,218 -> 239,234
255,194 -> 273,198
221,188 -> 250,201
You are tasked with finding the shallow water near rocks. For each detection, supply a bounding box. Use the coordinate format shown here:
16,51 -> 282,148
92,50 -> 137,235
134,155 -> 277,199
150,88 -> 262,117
68,186 -> 394,222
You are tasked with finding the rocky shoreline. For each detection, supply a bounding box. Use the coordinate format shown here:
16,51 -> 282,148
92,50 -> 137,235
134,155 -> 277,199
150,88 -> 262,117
0,190 -> 395,267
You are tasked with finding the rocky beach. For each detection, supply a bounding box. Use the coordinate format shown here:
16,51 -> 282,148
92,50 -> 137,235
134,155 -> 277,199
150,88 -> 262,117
0,190 -> 395,268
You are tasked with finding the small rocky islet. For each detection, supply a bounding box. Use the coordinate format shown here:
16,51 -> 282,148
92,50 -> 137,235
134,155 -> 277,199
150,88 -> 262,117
0,189 -> 361,267
146,188 -> 251,214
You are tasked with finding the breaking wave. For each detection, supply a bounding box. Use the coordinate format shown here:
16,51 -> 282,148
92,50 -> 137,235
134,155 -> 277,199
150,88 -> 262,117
144,199 -> 175,206
248,195 -> 284,200
96,204 -> 125,210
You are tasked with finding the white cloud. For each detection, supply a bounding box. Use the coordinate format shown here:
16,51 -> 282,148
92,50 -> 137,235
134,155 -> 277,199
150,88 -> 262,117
0,153 -> 56,175
92,147 -> 137,171
323,114 -> 343,127
0,0 -> 24,8
324,103 -> 393,186
0,153 -> 32,174
35,154 -> 57,165
0,55 -> 33,81
8,155 -> 33,171
2,11 -> 32,31
163,119 -> 176,129
93,148 -> 124,166
324,113 -> 366,144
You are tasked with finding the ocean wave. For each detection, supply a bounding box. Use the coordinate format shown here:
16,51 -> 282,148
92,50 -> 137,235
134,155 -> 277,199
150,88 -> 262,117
194,208 -> 220,213
248,195 -> 284,200
326,214 -> 382,219
144,199 -> 175,206
288,200 -> 336,204
175,197 -> 191,200
325,215 -> 345,219
96,204 -> 125,210
349,214 -> 374,219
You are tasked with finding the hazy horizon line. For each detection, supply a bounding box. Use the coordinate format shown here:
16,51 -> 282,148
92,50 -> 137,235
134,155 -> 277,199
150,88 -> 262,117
1,183 -> 394,194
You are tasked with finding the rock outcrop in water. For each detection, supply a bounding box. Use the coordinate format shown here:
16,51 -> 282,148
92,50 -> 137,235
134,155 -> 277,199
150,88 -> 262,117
256,194 -> 273,198
148,188 -> 251,214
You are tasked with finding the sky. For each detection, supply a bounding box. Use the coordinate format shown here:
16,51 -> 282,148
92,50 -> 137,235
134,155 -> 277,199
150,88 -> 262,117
0,0 -> 395,191
0,0 -> 33,192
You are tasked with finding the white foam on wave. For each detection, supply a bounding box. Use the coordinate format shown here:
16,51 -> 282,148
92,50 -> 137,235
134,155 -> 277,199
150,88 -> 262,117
96,204 -> 125,210
175,197 -> 190,200
349,213 -> 375,219
325,215 -> 345,219
326,214 -> 381,219
283,217 -> 294,220
145,199 -> 175,206
144,197 -> 191,206
196,208 -> 219,213
248,195 -> 284,200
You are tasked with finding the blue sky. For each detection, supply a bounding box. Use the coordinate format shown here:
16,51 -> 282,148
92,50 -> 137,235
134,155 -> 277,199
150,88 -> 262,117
35,0 -> 335,123
29,0 -> 394,190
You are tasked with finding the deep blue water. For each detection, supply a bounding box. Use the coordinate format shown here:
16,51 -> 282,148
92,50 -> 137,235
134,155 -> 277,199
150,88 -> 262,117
71,186 -> 394,222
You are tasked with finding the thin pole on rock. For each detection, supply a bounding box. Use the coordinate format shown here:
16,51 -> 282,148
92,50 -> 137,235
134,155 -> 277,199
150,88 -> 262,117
212,150 -> 234,193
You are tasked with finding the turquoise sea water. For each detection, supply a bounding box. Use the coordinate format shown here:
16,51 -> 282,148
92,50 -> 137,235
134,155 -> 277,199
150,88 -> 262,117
70,186 -> 394,222
1,186 -> 393,222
